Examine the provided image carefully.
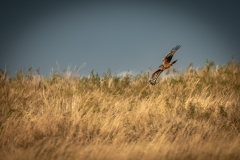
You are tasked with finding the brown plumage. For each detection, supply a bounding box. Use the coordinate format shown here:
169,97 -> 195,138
149,45 -> 181,85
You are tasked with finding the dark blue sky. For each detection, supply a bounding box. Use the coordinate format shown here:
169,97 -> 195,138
1,0 -> 240,76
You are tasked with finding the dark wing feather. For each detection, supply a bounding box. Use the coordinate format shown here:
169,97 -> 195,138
149,70 -> 163,85
162,45 -> 181,64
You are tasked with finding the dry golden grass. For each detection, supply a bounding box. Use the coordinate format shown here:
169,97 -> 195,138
0,60 -> 240,160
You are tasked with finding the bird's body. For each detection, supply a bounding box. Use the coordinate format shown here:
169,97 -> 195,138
149,45 -> 181,85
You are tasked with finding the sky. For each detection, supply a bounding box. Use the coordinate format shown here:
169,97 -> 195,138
1,0 -> 240,77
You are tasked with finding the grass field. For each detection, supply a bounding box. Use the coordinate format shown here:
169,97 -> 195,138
0,60 -> 240,160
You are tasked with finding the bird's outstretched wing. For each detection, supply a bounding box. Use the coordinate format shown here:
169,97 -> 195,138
162,45 -> 181,64
149,69 -> 163,85
149,45 -> 181,85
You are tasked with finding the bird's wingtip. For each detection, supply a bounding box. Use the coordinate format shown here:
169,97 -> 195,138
149,80 -> 156,85
175,45 -> 181,50
172,59 -> 178,64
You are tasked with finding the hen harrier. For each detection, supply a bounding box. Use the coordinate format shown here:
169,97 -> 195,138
149,45 -> 181,85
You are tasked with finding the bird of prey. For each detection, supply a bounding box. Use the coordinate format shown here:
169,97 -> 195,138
149,45 -> 181,85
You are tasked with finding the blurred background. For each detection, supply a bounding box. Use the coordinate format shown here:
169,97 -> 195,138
1,0 -> 239,76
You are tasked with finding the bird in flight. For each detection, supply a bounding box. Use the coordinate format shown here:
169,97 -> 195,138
149,45 -> 181,85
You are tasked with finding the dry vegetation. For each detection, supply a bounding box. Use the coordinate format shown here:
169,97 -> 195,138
0,60 -> 240,160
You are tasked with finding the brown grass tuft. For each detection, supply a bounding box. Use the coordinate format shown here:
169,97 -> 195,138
0,60 -> 240,159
